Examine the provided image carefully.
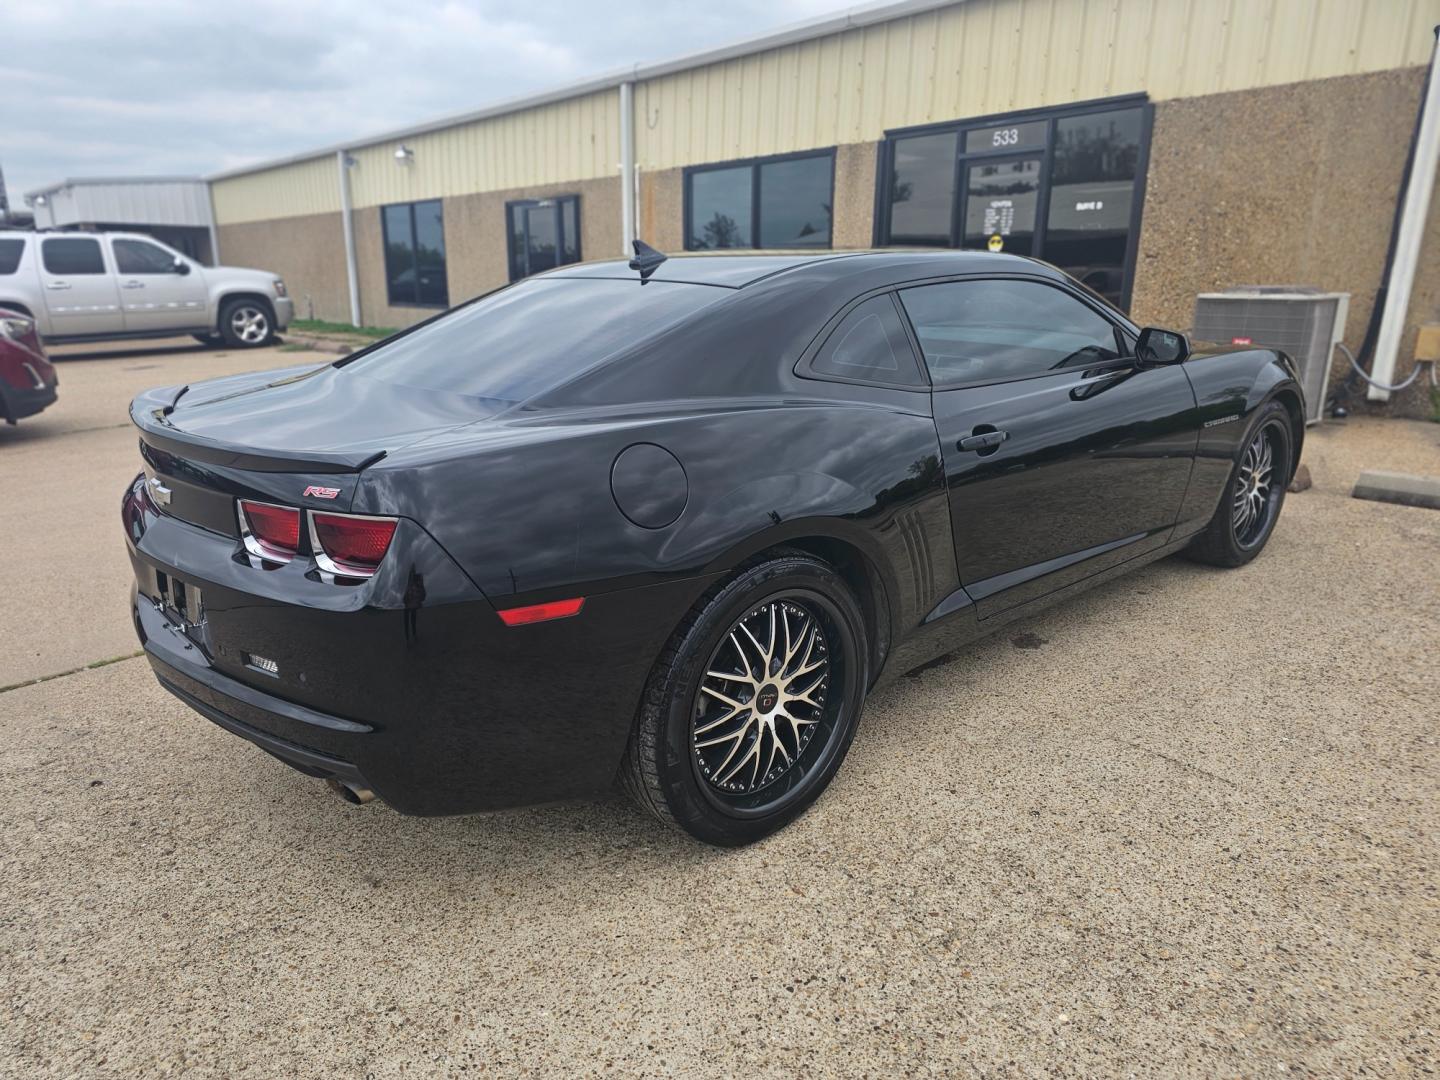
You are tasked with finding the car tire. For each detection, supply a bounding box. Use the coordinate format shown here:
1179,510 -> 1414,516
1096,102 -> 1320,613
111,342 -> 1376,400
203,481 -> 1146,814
1185,400 -> 1293,568
621,550 -> 869,846
218,298 -> 275,349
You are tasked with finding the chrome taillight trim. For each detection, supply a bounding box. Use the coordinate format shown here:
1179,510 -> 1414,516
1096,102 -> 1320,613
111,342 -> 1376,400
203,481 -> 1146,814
306,508 -> 399,581
236,498 -> 299,564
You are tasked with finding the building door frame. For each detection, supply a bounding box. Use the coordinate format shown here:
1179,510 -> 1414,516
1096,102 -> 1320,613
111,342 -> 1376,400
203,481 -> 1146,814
874,93 -> 1153,312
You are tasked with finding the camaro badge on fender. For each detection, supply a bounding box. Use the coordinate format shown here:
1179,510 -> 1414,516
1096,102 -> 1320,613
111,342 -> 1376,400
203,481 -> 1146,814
302,485 -> 341,499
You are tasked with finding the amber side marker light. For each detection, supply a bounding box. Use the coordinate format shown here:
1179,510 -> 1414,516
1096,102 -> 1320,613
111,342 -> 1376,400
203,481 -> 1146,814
496,597 -> 586,627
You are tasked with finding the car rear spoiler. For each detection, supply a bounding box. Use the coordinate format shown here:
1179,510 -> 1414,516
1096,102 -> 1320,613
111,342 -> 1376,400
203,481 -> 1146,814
129,387 -> 386,474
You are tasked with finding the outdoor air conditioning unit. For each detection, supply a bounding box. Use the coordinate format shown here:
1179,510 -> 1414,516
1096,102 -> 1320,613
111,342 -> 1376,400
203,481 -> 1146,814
1192,287 -> 1349,425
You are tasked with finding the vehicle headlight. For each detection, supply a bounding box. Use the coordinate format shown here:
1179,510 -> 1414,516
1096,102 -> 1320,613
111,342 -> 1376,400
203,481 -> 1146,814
273,278 -> 288,298
0,312 -> 35,340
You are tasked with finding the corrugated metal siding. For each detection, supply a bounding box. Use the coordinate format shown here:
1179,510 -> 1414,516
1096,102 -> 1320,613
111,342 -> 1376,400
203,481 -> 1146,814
635,0 -> 1440,169
45,180 -> 213,227
346,90 -> 619,209
211,156 -> 340,225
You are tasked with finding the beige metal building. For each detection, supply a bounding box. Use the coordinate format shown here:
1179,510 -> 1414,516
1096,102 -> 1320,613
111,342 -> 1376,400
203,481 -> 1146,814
209,0 -> 1440,415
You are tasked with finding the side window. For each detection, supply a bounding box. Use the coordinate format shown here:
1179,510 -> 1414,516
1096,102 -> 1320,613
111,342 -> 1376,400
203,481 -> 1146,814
114,239 -> 179,274
811,295 -> 926,388
0,238 -> 25,275
42,237 -> 106,276
898,279 -> 1120,385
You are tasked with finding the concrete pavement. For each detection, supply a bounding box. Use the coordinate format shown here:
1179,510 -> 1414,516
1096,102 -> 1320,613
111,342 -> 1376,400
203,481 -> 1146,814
1,341 -> 1437,1077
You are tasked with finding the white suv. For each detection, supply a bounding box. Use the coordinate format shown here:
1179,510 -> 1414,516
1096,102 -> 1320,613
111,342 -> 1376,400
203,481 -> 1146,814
0,230 -> 293,348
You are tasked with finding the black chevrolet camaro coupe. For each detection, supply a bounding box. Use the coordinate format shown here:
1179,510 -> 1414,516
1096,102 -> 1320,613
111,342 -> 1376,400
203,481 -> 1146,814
122,248 -> 1303,845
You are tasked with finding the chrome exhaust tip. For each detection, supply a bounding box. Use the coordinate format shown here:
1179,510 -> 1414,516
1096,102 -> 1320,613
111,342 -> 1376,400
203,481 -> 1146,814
325,777 -> 375,805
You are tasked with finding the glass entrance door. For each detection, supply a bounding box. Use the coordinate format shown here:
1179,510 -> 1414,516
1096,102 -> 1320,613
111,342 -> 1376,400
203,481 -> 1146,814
962,155 -> 1042,257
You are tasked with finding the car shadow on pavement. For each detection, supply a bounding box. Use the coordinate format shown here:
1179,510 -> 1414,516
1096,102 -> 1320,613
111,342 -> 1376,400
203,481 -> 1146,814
46,341 -> 220,363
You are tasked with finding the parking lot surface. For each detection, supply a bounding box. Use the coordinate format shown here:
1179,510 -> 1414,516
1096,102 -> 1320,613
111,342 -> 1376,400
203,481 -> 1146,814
2,341 -> 1437,1077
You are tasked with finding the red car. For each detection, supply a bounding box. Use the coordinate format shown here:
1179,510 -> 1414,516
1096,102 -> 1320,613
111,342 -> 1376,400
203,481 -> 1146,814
0,308 -> 57,424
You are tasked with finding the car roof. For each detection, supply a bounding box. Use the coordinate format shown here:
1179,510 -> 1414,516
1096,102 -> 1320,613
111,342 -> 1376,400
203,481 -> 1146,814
549,249 -> 1059,289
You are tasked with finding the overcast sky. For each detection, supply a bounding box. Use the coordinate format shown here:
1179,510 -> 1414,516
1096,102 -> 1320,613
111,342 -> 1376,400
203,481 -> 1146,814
1,0 -> 855,200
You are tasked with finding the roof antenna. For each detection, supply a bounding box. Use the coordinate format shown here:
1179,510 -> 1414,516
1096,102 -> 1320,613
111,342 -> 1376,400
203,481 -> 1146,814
628,239 -> 667,281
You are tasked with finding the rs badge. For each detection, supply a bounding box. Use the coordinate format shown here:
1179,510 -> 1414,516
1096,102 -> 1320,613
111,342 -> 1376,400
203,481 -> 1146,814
302,485 -> 341,499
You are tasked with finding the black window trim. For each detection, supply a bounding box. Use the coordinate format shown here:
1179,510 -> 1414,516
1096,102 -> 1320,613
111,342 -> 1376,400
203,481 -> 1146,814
795,287 -> 931,393
890,272 -> 1139,393
505,194 -> 583,283
872,93 -> 1154,312
381,198 -> 448,309
683,147 -> 838,253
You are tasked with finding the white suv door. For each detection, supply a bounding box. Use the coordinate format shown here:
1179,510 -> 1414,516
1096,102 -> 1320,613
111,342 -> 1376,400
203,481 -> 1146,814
111,237 -> 210,334
38,236 -> 123,336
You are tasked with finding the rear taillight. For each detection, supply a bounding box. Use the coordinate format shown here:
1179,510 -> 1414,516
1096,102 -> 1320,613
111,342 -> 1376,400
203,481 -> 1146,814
309,511 -> 398,579
237,500 -> 301,563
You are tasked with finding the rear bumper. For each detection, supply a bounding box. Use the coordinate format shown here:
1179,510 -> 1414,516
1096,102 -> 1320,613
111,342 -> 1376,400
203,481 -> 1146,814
123,477 -> 716,815
273,297 -> 294,330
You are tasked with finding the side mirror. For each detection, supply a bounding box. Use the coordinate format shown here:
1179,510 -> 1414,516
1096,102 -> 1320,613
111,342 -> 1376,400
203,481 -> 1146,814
172,258 -> 191,276
1135,326 -> 1189,364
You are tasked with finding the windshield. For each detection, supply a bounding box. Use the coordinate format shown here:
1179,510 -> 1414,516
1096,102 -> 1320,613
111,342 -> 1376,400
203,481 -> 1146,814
340,277 -> 725,404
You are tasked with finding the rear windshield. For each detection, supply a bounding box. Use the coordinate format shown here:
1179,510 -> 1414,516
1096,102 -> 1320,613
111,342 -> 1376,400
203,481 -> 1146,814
341,277 -> 724,403
0,238 -> 24,275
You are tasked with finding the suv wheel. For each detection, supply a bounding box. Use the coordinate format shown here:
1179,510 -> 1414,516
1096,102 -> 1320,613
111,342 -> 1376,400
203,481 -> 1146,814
219,298 -> 274,348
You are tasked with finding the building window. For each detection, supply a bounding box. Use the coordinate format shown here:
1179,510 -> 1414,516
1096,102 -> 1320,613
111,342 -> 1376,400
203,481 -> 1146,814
685,150 -> 834,251
382,199 -> 448,308
876,98 -> 1151,311
507,196 -> 581,281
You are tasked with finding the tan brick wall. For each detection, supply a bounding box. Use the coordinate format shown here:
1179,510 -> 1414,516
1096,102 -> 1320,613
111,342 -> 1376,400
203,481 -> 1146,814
1131,66 -> 1439,417
216,212 -> 349,324
355,175 -> 623,329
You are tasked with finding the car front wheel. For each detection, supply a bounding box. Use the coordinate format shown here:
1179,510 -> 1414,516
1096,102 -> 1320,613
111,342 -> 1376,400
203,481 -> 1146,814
219,298 -> 274,348
1186,399 -> 1293,567
621,550 -> 869,846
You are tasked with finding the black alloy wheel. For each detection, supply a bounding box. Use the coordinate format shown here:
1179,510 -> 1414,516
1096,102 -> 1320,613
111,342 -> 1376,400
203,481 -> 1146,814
1187,400 -> 1293,567
622,551 -> 868,846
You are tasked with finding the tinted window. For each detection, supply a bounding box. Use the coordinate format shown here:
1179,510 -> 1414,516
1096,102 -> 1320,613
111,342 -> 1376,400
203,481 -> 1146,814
114,238 -> 177,274
687,152 -> 835,251
888,133 -> 956,245
758,156 -> 831,247
1044,108 -> 1143,307
899,279 -> 1120,385
383,200 -> 448,307
0,238 -> 23,275
688,166 -> 751,249
812,295 -> 925,387
42,237 -> 105,275
507,196 -> 581,282
342,278 -> 724,404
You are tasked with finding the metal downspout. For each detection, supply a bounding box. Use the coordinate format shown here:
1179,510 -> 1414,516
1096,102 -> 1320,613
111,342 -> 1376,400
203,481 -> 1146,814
337,150 -> 362,328
1368,26 -> 1440,401
619,79 -> 636,253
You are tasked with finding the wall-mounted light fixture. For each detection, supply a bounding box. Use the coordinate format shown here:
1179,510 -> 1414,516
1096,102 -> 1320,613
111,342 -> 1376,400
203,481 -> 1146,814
343,152 -> 358,169
394,145 -> 415,164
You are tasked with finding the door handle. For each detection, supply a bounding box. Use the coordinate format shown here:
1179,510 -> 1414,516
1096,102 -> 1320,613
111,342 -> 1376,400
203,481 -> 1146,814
46,282 -> 71,290
958,430 -> 1008,452
122,280 -> 145,289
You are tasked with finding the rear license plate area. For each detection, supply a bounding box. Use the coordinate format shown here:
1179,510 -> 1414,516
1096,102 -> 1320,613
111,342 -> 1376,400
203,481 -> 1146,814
153,570 -> 206,644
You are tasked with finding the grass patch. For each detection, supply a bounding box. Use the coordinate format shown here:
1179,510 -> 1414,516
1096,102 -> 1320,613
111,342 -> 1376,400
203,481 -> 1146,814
0,650 -> 144,695
277,342 -> 317,352
291,319 -> 397,340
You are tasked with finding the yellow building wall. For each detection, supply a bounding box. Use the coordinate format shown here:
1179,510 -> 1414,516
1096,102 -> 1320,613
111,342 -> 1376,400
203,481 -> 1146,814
212,0 -> 1440,221
634,0 -> 1440,169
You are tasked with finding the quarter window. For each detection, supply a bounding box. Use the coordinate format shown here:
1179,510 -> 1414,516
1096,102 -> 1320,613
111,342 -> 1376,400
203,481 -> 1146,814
114,239 -> 178,274
382,199 -> 448,307
0,238 -> 24,275
898,279 -> 1120,385
686,151 -> 833,251
506,196 -> 581,282
811,295 -> 926,388
42,237 -> 106,275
